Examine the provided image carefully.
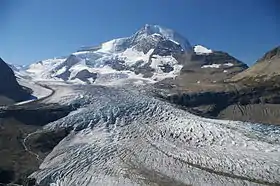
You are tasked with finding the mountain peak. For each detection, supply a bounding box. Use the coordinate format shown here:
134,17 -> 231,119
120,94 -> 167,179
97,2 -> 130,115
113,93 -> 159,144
134,24 -> 193,52
257,46 -> 280,63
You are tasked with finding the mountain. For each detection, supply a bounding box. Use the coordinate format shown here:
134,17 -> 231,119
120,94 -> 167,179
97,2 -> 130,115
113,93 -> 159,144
2,26 -> 280,186
230,46 -> 280,86
0,58 -> 30,105
25,25 -> 247,86
26,24 -> 194,84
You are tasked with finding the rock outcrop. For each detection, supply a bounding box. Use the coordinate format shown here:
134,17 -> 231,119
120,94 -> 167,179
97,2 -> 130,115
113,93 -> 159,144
230,46 -> 280,86
0,58 -> 30,104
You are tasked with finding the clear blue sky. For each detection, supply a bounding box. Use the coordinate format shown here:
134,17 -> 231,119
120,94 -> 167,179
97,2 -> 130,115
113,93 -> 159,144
1,0 -> 279,65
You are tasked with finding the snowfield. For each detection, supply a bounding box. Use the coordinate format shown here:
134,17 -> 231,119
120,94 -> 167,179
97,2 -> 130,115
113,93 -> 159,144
29,84 -> 280,186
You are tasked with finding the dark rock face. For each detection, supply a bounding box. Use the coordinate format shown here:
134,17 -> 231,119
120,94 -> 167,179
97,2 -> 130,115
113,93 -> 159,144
133,63 -> 155,78
26,127 -> 73,156
203,51 -> 248,68
131,33 -> 185,57
0,104 -> 75,126
0,58 -> 30,102
56,70 -> 71,81
72,69 -> 97,83
55,55 -> 81,81
0,168 -> 14,184
131,34 -> 163,54
152,39 -> 184,57
159,64 -> 174,73
157,85 -> 280,124
0,102 -> 79,185
104,59 -> 126,71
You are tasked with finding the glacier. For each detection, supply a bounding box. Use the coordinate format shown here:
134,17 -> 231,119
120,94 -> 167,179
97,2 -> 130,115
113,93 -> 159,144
29,84 -> 280,186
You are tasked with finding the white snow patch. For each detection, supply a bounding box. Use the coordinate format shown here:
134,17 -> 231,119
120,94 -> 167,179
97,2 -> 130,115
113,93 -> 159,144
118,48 -> 154,66
201,64 -> 221,68
224,62 -> 234,67
27,58 -> 66,79
194,45 -> 213,54
97,38 -> 127,53
54,66 -> 67,76
150,55 -> 182,81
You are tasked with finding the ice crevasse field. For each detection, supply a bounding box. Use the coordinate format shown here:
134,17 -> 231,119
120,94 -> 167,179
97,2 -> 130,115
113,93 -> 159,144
26,83 -> 280,186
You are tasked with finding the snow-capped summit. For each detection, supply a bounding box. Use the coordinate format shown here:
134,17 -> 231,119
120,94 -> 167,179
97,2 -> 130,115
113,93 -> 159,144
132,24 -> 193,52
194,45 -> 213,55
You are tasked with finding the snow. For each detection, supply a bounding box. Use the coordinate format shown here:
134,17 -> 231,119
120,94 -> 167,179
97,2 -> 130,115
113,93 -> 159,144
194,45 -> 213,54
26,46 -> 182,85
150,55 -> 182,81
54,66 -> 67,76
17,78 -> 53,99
152,33 -> 162,37
201,63 -> 235,69
224,62 -> 234,67
97,38 -> 127,53
27,58 -> 66,79
118,48 -> 153,66
201,64 -> 221,68
72,51 -> 92,55
29,84 -> 280,186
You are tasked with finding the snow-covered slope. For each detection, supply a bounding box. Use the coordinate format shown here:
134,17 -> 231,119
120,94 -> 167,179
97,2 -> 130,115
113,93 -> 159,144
26,25 -> 193,84
30,84 -> 280,186
27,58 -> 67,79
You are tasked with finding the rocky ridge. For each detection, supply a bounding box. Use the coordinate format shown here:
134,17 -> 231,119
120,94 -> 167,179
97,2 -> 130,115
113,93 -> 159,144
0,58 -> 30,105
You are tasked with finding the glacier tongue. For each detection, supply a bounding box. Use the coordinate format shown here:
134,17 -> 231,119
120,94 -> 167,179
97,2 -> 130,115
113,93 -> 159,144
30,84 -> 280,186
